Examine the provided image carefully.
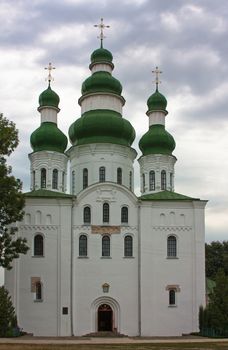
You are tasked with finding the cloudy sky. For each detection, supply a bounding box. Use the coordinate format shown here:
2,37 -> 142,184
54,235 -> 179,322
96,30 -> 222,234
1,0 -> 228,284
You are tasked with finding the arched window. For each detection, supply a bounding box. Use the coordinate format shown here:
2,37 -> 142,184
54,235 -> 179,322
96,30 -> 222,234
167,235 -> 177,257
102,235 -> 110,257
121,206 -> 128,223
161,170 -> 166,190
129,171 -> 132,191
72,171 -> 75,194
84,206 -> 91,224
170,173 -> 173,188
52,169 -> 58,189
142,173 -> 145,192
169,289 -> 176,305
124,235 -> 133,257
117,167 -> 122,185
149,170 -> 155,191
103,203 -> 109,223
99,166 -> 105,182
35,282 -> 42,301
79,235 -> 87,257
83,168 -> 88,189
33,171 -> 35,190
34,234 -> 44,256
41,168 -> 46,189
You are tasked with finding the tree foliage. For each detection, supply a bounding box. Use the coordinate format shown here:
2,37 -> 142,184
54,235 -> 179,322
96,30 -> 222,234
199,269 -> 228,336
0,113 -> 29,269
0,286 -> 17,337
205,241 -> 228,278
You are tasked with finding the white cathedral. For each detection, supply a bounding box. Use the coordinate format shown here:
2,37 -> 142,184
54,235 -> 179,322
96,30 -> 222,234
5,28 -> 207,337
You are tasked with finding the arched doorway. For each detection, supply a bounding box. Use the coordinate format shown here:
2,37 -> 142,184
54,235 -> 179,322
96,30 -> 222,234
98,304 -> 113,331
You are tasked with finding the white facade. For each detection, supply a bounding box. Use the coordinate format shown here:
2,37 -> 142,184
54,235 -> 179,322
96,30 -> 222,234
4,45 -> 207,337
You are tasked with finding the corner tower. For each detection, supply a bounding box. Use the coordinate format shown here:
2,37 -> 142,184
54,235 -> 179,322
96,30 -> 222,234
29,63 -> 68,192
68,20 -> 136,194
138,67 -> 176,194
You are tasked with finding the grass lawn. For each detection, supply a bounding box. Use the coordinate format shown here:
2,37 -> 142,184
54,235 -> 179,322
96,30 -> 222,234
0,343 -> 228,350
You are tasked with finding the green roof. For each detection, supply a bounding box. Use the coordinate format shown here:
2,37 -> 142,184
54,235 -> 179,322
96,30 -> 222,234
81,71 -> 122,96
147,89 -> 167,113
139,190 -> 200,201
139,124 -> 175,156
25,189 -> 74,198
38,85 -> 60,109
69,109 -> 135,147
30,122 -> 68,153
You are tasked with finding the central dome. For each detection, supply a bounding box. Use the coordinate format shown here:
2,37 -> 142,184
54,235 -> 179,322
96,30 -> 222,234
69,110 -> 135,147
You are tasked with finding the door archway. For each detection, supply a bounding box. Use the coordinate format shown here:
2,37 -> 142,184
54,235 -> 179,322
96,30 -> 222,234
98,304 -> 113,331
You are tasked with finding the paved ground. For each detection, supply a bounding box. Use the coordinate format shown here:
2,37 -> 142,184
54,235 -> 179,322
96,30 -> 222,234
0,335 -> 228,344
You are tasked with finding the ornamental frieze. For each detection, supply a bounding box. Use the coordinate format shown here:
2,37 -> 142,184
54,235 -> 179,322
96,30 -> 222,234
153,226 -> 192,231
19,225 -> 58,231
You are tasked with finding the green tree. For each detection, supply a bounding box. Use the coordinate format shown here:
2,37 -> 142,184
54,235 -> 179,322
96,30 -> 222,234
0,113 -> 29,269
208,269 -> 228,333
0,286 -> 17,337
205,241 -> 228,279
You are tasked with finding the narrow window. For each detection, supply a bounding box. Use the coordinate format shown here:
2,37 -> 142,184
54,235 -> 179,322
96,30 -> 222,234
149,170 -> 155,191
169,289 -> 176,305
83,168 -> 88,189
102,235 -> 110,257
34,234 -> 44,256
41,168 -> 46,189
129,171 -> 132,191
142,174 -> 145,192
121,206 -> 128,223
33,171 -> 35,190
35,282 -> 42,301
103,203 -> 109,223
117,167 -> 122,185
72,171 -> 75,194
161,170 -> 166,190
170,173 -> 173,189
52,169 -> 58,189
124,235 -> 133,257
99,166 -> 105,182
62,172 -> 65,191
79,235 -> 87,256
84,206 -> 91,224
167,235 -> 177,257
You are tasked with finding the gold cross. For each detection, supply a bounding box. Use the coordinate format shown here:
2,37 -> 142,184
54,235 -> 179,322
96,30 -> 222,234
152,66 -> 162,90
44,62 -> 56,84
94,18 -> 110,47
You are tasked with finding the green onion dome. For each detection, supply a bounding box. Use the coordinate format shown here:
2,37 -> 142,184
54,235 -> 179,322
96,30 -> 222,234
147,89 -> 167,113
139,124 -> 175,156
81,71 -> 122,96
38,85 -> 60,110
31,122 -> 68,153
69,109 -> 135,147
90,47 -> 113,66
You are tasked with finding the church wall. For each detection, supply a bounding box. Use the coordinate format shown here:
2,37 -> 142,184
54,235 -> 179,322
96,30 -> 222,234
5,198 -> 72,336
139,201 -> 206,336
72,184 -> 139,335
